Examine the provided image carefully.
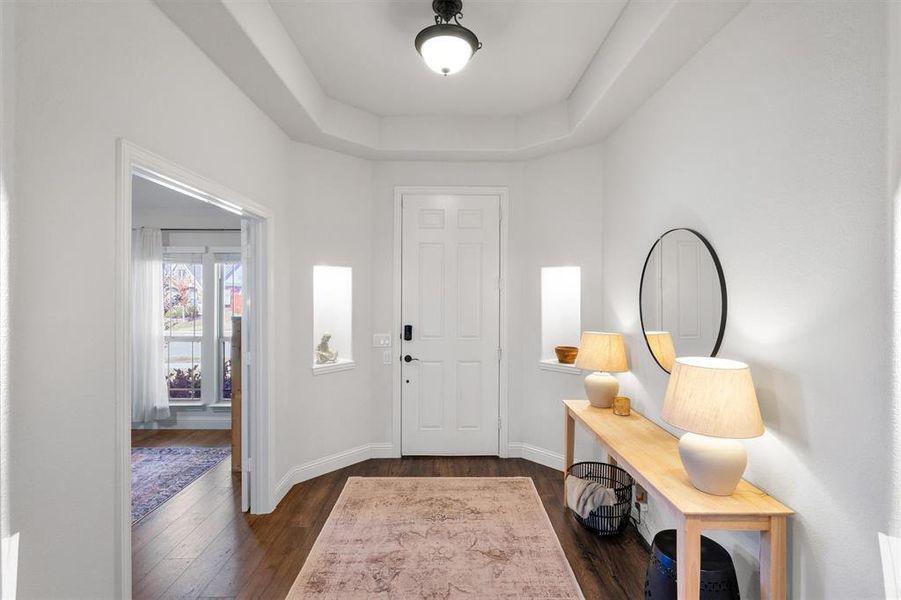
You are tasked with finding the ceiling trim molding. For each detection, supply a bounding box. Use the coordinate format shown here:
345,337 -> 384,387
155,0 -> 748,160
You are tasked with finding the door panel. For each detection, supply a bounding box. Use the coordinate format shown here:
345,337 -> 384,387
418,361 -> 444,430
457,244 -> 483,339
455,361 -> 482,430
660,229 -> 719,357
418,244 -> 445,339
401,193 -> 500,455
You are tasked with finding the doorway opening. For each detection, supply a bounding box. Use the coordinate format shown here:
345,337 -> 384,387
393,187 -> 509,457
130,171 -> 242,527
115,141 -> 271,597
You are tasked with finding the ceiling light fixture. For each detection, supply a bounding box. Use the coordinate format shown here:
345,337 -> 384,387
415,0 -> 482,76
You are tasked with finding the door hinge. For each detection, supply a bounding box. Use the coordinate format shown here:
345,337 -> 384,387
244,351 -> 252,365
497,277 -> 503,291
497,417 -> 502,431
497,347 -> 502,361
244,458 -> 254,473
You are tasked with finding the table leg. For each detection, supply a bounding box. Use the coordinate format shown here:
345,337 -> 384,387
676,516 -> 701,600
564,409 -> 574,499
760,515 -> 787,599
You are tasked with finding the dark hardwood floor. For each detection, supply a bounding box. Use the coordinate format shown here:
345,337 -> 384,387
132,428 -> 231,449
132,431 -> 649,599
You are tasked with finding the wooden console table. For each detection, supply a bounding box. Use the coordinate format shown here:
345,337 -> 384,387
564,400 -> 793,600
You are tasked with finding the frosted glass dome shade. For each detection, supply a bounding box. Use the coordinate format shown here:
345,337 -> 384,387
415,23 -> 480,76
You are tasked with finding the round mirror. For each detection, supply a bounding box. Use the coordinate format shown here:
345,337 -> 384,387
639,229 -> 727,373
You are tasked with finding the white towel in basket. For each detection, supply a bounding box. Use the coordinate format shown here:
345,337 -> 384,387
565,474 -> 618,519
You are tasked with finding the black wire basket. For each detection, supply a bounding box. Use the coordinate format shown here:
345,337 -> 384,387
567,461 -> 634,535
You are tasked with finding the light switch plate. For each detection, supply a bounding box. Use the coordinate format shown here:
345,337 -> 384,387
382,350 -> 393,365
373,333 -> 392,348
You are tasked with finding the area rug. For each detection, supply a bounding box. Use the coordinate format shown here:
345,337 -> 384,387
131,446 -> 231,524
288,477 -> 584,599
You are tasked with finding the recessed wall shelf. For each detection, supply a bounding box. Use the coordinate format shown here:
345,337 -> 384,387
538,359 -> 582,375
540,266 -> 581,370
311,358 -> 356,376
313,265 -> 353,369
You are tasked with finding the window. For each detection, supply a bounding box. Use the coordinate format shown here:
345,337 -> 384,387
218,259 -> 242,401
539,266 -> 581,373
163,258 -> 203,400
161,249 -> 241,403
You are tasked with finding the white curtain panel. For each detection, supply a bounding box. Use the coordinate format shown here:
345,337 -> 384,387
132,228 -> 170,423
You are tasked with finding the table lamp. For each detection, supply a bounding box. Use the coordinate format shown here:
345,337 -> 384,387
574,331 -> 629,408
645,331 -> 675,372
662,357 -> 764,496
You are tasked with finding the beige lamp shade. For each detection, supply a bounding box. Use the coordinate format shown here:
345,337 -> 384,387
574,331 -> 629,373
645,331 -> 675,372
662,357 -> 764,439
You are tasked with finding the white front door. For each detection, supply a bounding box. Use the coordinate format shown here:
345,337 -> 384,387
401,193 -> 501,455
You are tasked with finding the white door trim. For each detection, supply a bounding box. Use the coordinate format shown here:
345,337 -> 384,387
115,139 -> 274,598
392,186 -> 509,458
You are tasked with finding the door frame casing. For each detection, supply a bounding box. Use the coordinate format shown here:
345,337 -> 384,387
392,186 -> 509,458
115,139 -> 274,598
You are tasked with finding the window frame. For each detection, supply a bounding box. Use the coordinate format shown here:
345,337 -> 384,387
215,255 -> 242,404
162,251 -> 205,402
162,246 -> 241,406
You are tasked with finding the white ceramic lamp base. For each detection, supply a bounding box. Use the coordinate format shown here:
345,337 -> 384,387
584,372 -> 619,408
678,432 -> 747,496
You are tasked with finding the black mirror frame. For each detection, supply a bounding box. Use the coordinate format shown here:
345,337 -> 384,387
638,228 -> 728,374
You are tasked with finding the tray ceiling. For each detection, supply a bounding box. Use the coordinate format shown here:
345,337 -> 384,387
269,1 -> 626,118
155,0 -> 748,159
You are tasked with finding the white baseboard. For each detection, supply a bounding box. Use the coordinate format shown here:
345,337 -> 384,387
369,442 -> 396,458
271,441 -> 562,512
272,442 -> 396,509
507,442 -> 564,471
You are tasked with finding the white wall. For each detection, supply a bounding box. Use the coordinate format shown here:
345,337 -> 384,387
892,0 -> 901,545
602,2 -> 890,598
0,2 -> 16,593
274,142 -> 373,495
8,2 -> 292,596
515,146 -> 606,464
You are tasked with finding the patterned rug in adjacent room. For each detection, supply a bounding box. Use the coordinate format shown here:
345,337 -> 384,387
131,446 -> 231,524
288,477 -> 584,599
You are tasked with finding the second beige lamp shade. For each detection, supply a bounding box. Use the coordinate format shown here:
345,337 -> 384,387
575,332 -> 628,408
662,357 -> 764,495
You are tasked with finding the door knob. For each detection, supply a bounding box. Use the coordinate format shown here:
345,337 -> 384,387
404,354 -> 419,363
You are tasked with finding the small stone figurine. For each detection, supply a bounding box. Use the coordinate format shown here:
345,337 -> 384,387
315,332 -> 339,364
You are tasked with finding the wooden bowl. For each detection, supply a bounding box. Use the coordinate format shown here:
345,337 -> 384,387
554,346 -> 579,364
